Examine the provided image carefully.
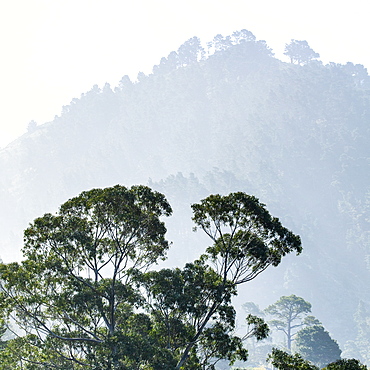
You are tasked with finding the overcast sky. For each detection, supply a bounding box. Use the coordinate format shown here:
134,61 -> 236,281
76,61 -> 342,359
1,0 -> 369,148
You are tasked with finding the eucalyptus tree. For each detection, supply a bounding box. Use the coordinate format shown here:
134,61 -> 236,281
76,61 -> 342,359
295,325 -> 342,368
0,188 -> 302,369
265,294 -> 312,351
170,191 -> 302,369
0,184 -> 173,369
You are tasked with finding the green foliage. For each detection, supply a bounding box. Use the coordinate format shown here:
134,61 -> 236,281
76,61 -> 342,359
239,303 -> 271,367
303,316 -> 322,327
244,314 -> 270,341
191,192 -> 302,284
0,187 -> 302,369
295,325 -> 342,368
268,349 -> 367,370
0,184 -> 173,369
265,294 -> 312,350
324,358 -> 368,370
267,348 -> 319,370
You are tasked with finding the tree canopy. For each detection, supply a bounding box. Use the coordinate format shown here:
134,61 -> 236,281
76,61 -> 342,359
323,358 -> 368,370
267,348 -> 319,370
265,294 -> 311,351
0,186 -> 302,369
284,39 -> 320,64
268,348 -> 368,370
295,325 -> 342,368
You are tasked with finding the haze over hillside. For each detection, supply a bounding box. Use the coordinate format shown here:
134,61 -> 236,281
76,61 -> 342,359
1,30 -> 369,363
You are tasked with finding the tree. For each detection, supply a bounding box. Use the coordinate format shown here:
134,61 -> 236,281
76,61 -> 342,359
303,315 -> 323,327
172,191 -> 302,369
141,191 -> 300,369
207,33 -> 233,53
267,348 -> 319,370
0,185 -> 173,369
0,188 -> 302,369
139,262 -> 251,369
0,319 -> 7,354
177,36 -> 205,66
231,29 -> 256,44
323,358 -> 368,370
284,39 -> 320,65
352,301 -> 370,364
241,302 -> 272,366
295,325 -> 342,368
268,349 -> 368,370
265,294 -> 312,351
27,120 -> 37,133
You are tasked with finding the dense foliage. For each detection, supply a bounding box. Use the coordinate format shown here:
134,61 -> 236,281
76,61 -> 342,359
268,348 -> 319,370
268,349 -> 368,370
323,358 -> 368,370
0,185 -> 301,369
295,325 -> 342,367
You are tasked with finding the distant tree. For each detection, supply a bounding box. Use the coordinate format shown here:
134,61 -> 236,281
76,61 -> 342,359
353,301 -> 370,363
27,120 -> 37,133
295,325 -> 341,368
207,33 -> 233,53
241,302 -> 272,366
265,294 -> 312,350
231,29 -> 256,44
177,36 -> 205,66
303,315 -> 322,327
115,75 -> 133,94
323,358 -> 368,370
341,340 -> 365,364
342,62 -> 370,88
284,39 -> 320,65
136,71 -> 147,82
242,302 -> 264,317
267,348 -> 319,370
154,51 -> 180,74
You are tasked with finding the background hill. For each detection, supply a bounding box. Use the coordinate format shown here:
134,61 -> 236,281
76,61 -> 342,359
1,30 -> 369,361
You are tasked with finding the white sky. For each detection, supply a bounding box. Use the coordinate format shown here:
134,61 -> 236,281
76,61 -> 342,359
1,0 -> 369,148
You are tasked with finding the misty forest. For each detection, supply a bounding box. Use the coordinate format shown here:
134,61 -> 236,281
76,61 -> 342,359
0,30 -> 369,369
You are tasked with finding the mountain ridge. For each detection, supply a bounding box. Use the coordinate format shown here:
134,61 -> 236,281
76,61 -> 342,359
1,30 -> 369,358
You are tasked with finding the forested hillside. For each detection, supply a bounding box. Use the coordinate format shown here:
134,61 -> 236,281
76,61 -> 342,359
0,30 -> 369,361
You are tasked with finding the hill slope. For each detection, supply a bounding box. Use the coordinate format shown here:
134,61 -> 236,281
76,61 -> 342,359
1,31 -> 369,356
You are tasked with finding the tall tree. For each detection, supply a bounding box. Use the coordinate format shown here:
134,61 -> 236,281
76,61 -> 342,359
284,39 -> 320,65
295,325 -> 342,368
0,185 -> 173,369
265,294 -> 312,351
177,36 -> 205,66
172,192 -> 302,368
0,188 -> 302,369
231,29 -> 256,44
